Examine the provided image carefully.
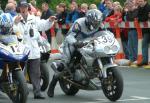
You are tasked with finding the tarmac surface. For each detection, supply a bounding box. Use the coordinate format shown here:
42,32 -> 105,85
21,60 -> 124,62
0,64 -> 150,103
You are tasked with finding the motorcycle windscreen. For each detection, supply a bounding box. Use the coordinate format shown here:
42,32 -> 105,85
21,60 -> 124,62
0,35 -> 18,45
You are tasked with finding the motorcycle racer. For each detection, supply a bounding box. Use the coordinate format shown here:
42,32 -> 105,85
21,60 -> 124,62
0,13 -> 15,44
47,9 -> 104,97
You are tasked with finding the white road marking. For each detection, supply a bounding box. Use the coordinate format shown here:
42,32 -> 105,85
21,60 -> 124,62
131,96 -> 150,99
83,96 -> 150,103
117,98 -> 150,102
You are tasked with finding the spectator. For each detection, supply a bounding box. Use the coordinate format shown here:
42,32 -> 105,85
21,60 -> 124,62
125,1 -> 138,65
121,2 -> 130,60
104,5 -> 122,34
65,3 -> 79,24
105,5 -> 122,25
36,8 -> 42,17
89,4 -> 98,9
55,3 -> 68,36
28,2 -> 37,15
126,0 -> 139,8
28,0 -> 41,17
98,0 -> 106,12
41,2 -> 54,20
137,0 -> 150,66
56,3 -> 67,25
8,0 -> 16,4
41,2 -> 54,43
133,0 -> 140,8
71,1 -> 78,9
113,1 -> 121,8
7,0 -> 17,9
13,0 -> 55,99
103,0 -> 114,19
30,0 -> 36,7
78,3 -> 88,18
5,3 -> 17,17
56,5 -> 60,14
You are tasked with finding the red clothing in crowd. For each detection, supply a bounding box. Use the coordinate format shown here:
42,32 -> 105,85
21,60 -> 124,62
105,12 -> 122,23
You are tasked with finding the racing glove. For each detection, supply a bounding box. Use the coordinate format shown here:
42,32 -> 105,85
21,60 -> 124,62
74,41 -> 86,48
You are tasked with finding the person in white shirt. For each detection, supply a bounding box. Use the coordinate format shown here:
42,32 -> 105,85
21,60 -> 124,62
13,0 -> 56,99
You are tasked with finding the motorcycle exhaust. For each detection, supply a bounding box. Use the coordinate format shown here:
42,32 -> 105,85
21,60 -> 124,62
62,77 -> 85,89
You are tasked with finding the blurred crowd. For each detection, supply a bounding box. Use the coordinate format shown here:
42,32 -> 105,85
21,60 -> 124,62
0,0 -> 150,66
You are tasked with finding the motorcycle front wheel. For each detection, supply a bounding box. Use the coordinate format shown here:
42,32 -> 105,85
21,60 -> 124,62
101,67 -> 123,101
59,78 -> 79,96
8,70 -> 28,103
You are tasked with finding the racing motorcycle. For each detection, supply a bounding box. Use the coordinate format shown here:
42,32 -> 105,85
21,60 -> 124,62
24,36 -> 50,91
0,36 -> 29,103
51,30 -> 123,101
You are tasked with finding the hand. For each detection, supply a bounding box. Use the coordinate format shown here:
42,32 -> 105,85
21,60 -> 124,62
124,8 -> 128,12
49,16 -> 57,22
74,41 -> 86,48
14,15 -> 22,24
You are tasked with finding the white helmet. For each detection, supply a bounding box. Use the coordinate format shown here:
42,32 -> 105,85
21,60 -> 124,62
85,9 -> 103,30
0,13 -> 13,35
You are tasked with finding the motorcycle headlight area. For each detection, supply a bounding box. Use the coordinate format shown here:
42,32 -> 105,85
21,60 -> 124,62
104,45 -> 119,54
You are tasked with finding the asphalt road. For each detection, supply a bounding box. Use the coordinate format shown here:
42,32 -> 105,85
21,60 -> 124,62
0,65 -> 150,103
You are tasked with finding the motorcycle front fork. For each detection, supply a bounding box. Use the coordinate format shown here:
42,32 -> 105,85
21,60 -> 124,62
97,58 -> 115,78
5,64 -> 13,84
6,62 -> 22,84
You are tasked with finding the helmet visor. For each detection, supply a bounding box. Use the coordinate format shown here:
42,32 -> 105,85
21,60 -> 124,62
91,20 -> 101,29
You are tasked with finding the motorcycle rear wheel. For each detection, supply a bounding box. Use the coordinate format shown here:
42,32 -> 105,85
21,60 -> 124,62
101,67 -> 123,101
8,70 -> 28,103
59,78 -> 79,96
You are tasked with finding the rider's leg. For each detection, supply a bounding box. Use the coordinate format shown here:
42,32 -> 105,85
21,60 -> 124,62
47,45 -> 74,97
47,74 -> 58,97
47,62 -> 65,97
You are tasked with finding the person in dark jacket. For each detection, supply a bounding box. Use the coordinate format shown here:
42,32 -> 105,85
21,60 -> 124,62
55,3 -> 68,36
56,3 -> 67,25
98,0 -> 106,12
65,3 -> 79,24
121,2 -> 129,60
126,1 -> 138,65
41,2 -> 54,43
102,0 -> 114,19
137,0 -> 150,66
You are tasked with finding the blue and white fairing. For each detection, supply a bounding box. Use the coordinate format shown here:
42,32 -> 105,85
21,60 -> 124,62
0,42 -> 29,62
0,36 -> 30,70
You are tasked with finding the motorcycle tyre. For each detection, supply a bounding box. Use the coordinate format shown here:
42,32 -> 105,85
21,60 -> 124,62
59,78 -> 79,96
8,70 -> 28,103
101,67 -> 123,101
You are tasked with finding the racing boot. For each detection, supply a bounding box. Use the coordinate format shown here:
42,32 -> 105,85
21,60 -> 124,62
47,75 -> 58,97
